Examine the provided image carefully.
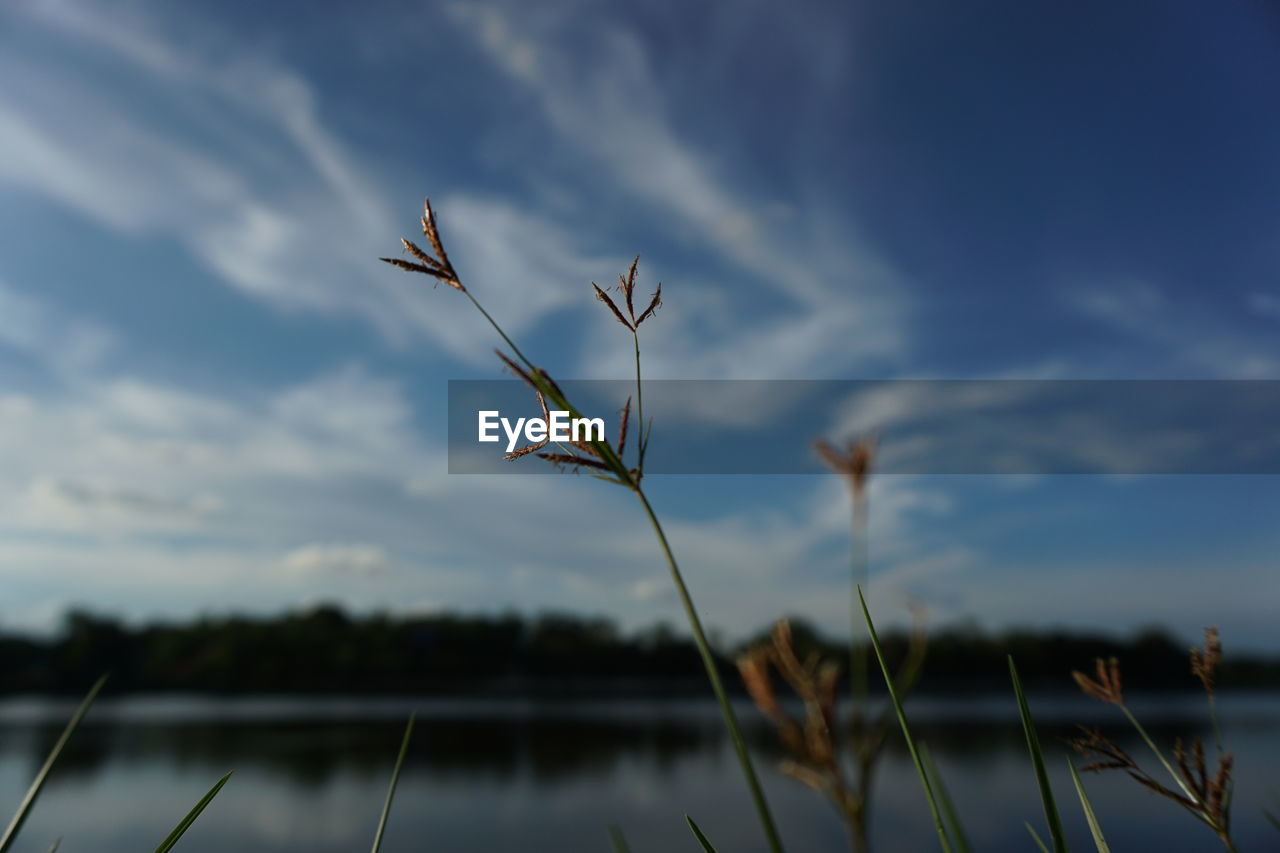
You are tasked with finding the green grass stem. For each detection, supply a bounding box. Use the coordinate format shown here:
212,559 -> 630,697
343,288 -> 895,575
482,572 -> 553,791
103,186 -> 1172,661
636,491 -> 784,853
857,586 -> 951,853
1026,823 -> 1051,853
685,816 -> 719,853
921,743 -> 971,853
371,714 -> 415,853
153,771 -> 232,853
608,824 -> 633,853
1068,760 -> 1110,852
1009,656 -> 1069,853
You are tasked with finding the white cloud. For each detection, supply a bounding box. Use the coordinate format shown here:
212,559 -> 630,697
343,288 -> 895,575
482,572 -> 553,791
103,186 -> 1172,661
19,477 -> 222,534
281,543 -> 392,578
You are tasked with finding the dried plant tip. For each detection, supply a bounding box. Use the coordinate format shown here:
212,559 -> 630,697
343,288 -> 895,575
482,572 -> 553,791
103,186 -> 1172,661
569,439 -> 604,459
1209,753 -> 1233,818
401,238 -> 445,271
1191,626 -> 1222,695
813,437 -> 876,495
738,650 -> 782,719
622,254 -> 640,317
421,198 -> 454,272
495,350 -> 537,389
1072,656 -> 1124,706
380,255 -> 464,291
534,368 -> 565,400
536,452 -> 611,472
780,760 -> 828,794
570,438 -> 604,458
504,392 -> 552,460
816,661 -> 840,718
635,282 -> 662,326
592,282 -> 634,330
503,444 -> 544,460
617,396 -> 631,458
383,199 -> 463,291
769,620 -> 819,698
381,257 -> 437,275
1071,727 -> 1138,772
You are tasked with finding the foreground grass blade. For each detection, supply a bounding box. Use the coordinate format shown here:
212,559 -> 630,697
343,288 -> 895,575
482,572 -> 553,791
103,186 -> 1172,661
921,743 -> 972,853
858,586 -> 952,853
154,771 -> 232,853
608,823 -> 633,853
1009,657 -> 1069,853
0,675 -> 107,852
1068,760 -> 1110,852
46,839 -> 61,853
371,714 -> 416,853
1026,823 -> 1051,853
685,816 -> 719,853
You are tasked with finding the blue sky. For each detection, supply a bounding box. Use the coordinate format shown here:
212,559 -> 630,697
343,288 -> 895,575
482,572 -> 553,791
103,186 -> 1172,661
1,0 -> 1278,649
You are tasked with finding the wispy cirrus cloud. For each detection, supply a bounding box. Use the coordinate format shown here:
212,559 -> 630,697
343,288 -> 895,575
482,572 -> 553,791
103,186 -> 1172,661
446,1 -> 911,379
1064,280 -> 1280,378
0,0 -> 617,363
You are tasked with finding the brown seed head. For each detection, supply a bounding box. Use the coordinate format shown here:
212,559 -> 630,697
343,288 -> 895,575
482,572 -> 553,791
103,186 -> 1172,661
494,350 -> 537,390
381,198 -> 463,290
1191,626 -> 1222,695
504,392 -> 552,460
635,282 -> 662,326
621,254 -> 639,317
779,759 -> 827,794
813,436 -> 876,496
737,649 -> 782,719
535,452 -> 611,473
592,282 -> 633,331
1072,657 -> 1124,706
420,198 -> 455,274
617,396 -> 631,459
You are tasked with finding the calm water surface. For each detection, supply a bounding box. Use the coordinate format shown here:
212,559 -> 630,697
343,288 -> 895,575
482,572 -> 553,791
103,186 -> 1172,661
0,692 -> 1276,851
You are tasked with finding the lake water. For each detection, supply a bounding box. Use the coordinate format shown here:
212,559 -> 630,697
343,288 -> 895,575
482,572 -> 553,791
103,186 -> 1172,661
0,691 -> 1276,851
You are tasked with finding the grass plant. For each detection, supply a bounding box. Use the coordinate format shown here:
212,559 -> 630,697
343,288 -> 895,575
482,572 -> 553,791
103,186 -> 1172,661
383,198 -> 785,853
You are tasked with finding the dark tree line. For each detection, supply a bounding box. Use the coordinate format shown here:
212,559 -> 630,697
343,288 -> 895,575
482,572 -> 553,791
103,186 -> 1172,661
0,606 -> 1275,695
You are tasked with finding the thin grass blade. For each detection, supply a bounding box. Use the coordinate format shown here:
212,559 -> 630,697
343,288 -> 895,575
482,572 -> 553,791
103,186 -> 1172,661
1026,823 -> 1051,853
0,675 -> 107,852
1068,760 -> 1110,852
371,714 -> 415,853
858,586 -> 952,853
45,839 -> 60,853
153,771 -> 232,853
685,816 -> 718,853
921,743 -> 972,853
607,824 -> 632,853
1009,656 -> 1069,853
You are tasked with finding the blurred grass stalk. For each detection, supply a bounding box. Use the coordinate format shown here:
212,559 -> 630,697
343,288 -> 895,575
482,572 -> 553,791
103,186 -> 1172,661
0,672 -> 238,853
0,675 -> 107,852
371,714 -> 415,853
